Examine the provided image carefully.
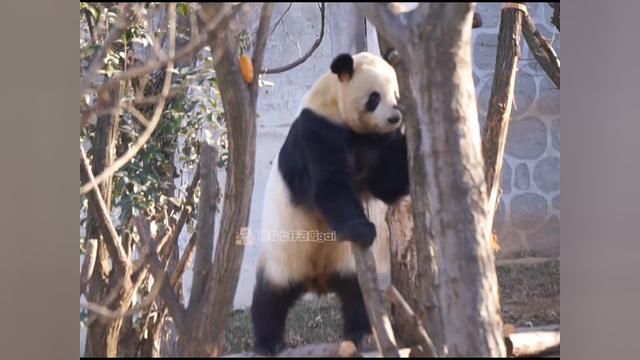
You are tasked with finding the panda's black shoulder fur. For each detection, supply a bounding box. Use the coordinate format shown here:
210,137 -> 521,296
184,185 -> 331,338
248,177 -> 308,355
278,108 -> 409,234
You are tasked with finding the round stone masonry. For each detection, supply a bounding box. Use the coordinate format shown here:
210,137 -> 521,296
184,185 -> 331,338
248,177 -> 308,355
473,32 -> 498,71
510,192 -> 548,231
506,117 -> 548,160
512,73 -> 536,117
551,118 -> 560,152
527,215 -> 560,256
533,156 -> 560,193
514,163 -> 530,190
501,161 -> 512,195
537,76 -> 560,116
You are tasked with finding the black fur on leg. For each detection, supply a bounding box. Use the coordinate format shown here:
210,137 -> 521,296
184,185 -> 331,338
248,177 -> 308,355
327,273 -> 372,348
250,269 -> 305,355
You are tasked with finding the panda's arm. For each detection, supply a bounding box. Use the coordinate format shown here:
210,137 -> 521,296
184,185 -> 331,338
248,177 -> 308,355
368,131 -> 410,205
300,113 -> 376,247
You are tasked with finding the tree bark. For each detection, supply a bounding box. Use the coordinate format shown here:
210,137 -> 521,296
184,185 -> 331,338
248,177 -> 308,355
357,3 -> 506,356
82,85 -> 127,358
482,7 -> 523,239
377,27 -> 444,355
521,10 -> 560,88
352,245 -> 399,357
176,3 -> 271,356
419,5 -> 505,356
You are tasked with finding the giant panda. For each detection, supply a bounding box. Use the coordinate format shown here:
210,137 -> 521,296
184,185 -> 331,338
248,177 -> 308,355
251,52 -> 409,355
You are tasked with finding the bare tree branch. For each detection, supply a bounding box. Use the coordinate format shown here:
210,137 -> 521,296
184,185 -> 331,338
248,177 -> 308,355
80,3 -> 244,125
80,4 -> 177,195
385,286 -> 436,357
80,3 -> 133,96
521,10 -> 560,88
250,3 -> 275,97
268,3 -> 293,37
158,165 -> 201,261
188,140 -> 219,309
80,144 -> 128,270
133,216 -> 186,329
482,6 -> 524,236
170,232 -> 197,288
352,245 -> 399,357
261,3 -> 324,75
80,239 -> 98,296
548,3 -> 560,31
82,7 -> 98,44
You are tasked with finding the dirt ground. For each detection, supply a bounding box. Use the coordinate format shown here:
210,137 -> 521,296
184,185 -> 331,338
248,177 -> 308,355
223,258 -> 560,354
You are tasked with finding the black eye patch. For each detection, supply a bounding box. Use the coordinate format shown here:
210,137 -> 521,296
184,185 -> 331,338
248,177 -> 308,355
365,91 -> 381,112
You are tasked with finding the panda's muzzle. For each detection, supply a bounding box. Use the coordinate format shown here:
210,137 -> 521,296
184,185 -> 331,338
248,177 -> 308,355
387,115 -> 400,124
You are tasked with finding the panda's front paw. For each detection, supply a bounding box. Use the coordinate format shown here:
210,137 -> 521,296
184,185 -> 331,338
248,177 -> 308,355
340,219 -> 376,248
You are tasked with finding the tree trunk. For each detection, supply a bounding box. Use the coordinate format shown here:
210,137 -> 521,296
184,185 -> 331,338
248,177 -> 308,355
482,7 -> 523,237
83,86 -> 127,358
176,4 -> 271,356
417,5 -> 505,356
377,32 -> 444,354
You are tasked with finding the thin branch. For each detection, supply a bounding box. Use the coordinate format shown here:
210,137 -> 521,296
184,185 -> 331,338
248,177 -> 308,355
159,165 -> 200,263
80,4 -> 133,96
133,216 -> 186,329
269,3 -> 293,37
386,286 -> 436,357
80,3 -> 244,116
250,3 -> 275,100
352,244 -> 399,357
81,82 -> 191,128
80,4 -> 177,195
81,260 -> 160,320
548,3 -> 560,31
80,144 -> 128,269
82,7 -> 98,44
521,10 -> 560,88
80,239 -> 98,296
261,3 -> 323,75
170,232 -> 197,288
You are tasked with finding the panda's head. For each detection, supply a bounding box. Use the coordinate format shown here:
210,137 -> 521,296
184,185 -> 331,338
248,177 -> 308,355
330,52 -> 402,134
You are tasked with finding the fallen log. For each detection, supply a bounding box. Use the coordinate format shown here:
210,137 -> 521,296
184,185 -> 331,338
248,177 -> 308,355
505,325 -> 560,357
222,324 -> 560,358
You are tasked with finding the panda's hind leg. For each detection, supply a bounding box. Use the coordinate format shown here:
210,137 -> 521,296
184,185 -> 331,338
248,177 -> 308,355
251,269 -> 305,355
328,273 -> 372,347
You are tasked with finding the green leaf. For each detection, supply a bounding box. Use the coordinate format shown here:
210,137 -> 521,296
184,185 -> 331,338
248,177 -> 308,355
177,3 -> 189,17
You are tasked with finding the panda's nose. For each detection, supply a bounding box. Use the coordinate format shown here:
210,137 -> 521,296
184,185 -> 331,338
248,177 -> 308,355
387,115 -> 400,124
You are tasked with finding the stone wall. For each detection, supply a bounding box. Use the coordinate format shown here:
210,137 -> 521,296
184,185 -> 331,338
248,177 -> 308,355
474,3 -> 560,258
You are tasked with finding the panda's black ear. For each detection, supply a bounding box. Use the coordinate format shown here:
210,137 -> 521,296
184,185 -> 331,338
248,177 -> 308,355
330,53 -> 354,82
